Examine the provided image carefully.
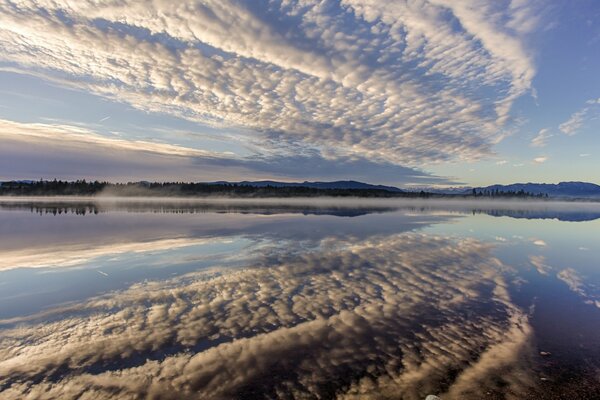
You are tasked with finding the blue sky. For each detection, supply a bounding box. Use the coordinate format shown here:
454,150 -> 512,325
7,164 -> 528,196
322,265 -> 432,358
0,0 -> 598,187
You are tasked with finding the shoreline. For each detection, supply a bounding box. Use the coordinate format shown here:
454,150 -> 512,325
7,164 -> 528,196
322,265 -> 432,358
1,195 -> 600,211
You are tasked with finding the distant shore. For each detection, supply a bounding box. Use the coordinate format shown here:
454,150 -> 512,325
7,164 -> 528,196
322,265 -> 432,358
0,180 -> 552,199
3,180 -> 600,203
1,195 -> 599,207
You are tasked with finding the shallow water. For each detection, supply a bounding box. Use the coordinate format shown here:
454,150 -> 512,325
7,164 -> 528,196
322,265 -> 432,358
0,198 -> 599,399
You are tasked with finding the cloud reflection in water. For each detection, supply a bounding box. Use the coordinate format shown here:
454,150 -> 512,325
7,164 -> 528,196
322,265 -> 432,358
0,232 -> 534,399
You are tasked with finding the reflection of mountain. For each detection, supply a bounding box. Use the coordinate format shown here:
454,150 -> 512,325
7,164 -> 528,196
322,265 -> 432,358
0,233 -> 535,399
475,209 -> 600,222
2,199 -> 600,221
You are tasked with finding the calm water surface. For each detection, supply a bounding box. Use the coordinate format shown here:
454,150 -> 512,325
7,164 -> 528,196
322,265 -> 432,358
0,198 -> 599,399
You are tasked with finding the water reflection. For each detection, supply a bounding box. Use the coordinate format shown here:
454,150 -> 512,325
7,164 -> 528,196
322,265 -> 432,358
0,233 -> 532,399
2,197 -> 600,220
0,200 -> 599,399
0,200 -> 397,218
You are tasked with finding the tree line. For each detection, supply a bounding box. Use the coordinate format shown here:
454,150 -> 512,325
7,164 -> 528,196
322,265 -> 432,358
0,179 -> 410,197
0,179 -> 548,198
471,188 -> 549,198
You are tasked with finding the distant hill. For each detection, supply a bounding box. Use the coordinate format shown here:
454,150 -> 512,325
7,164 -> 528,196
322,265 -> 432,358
211,180 -> 404,192
472,181 -> 600,198
412,187 -> 473,195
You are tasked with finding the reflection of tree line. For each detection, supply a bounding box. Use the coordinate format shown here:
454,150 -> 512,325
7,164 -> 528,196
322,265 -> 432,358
2,202 -> 598,221
472,208 -> 600,222
0,202 -> 397,218
0,202 -> 100,215
32,205 -> 99,216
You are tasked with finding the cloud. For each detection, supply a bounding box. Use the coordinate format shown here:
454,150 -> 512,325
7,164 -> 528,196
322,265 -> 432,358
558,96 -> 600,137
0,118 -> 447,185
559,108 -> 587,136
208,151 -> 457,185
557,268 -> 600,309
0,119 -> 223,158
496,160 -> 508,165
0,119 -> 250,182
529,255 -> 551,275
0,0 -> 540,166
0,237 -> 219,271
533,156 -> 547,164
441,309 -> 533,399
0,233 -> 535,399
530,128 -> 552,147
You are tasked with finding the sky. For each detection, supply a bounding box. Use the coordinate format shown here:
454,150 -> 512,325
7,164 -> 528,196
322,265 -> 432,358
0,0 -> 598,187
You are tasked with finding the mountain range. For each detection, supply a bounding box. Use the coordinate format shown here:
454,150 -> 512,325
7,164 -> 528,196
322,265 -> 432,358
211,180 -> 405,192
2,180 -> 600,199
212,180 -> 600,198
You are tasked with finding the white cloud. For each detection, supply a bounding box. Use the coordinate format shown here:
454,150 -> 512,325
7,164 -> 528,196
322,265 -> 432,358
559,97 -> 600,135
0,0 -> 540,166
0,119 -> 223,158
559,108 -> 587,136
532,156 -> 547,164
496,160 -> 508,165
530,128 -> 552,147
0,118 -> 445,184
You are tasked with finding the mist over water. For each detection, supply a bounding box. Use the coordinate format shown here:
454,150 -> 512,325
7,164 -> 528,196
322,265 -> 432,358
0,200 -> 599,399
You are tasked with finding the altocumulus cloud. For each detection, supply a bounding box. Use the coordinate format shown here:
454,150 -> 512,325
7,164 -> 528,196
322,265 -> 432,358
0,0 -> 540,169
0,233 -> 535,399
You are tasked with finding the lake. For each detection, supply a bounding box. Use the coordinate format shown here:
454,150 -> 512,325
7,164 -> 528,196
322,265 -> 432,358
1,198 -> 599,399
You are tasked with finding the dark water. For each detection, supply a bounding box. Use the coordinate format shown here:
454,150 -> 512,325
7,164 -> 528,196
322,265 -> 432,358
0,198 -> 599,400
